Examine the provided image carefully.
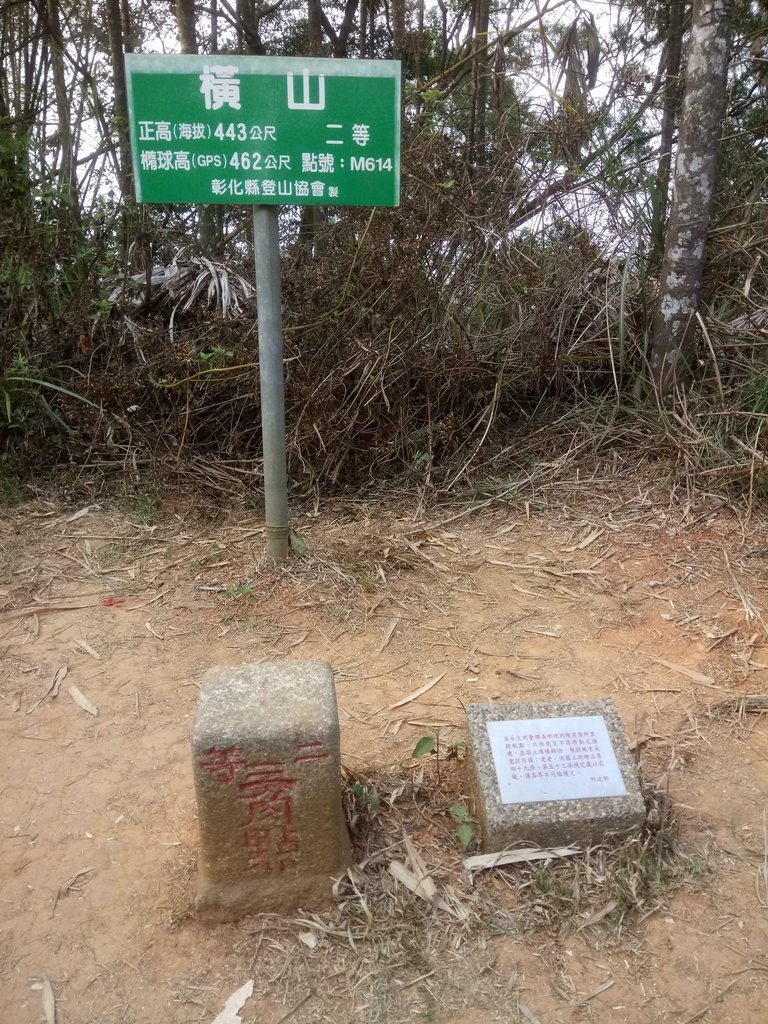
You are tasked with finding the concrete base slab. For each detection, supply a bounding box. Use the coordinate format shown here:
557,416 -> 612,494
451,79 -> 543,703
466,699 -> 645,851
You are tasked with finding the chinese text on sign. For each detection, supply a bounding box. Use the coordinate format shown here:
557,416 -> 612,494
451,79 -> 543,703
125,55 -> 400,207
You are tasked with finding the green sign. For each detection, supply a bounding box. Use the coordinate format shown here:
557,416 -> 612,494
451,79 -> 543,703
124,55 -> 400,207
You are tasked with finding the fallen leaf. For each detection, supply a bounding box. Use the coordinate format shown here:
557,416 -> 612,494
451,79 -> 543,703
565,527 -> 604,551
641,652 -> 718,687
211,980 -> 254,1024
26,665 -> 68,715
50,665 -> 67,697
387,671 -> 446,710
0,599 -> 101,622
576,899 -> 619,930
72,638 -> 101,659
40,975 -> 55,1024
412,736 -> 436,757
378,617 -> 399,653
518,1002 -> 543,1024
68,685 -> 98,716
65,505 -> 95,522
389,860 -> 439,903
289,529 -> 307,557
297,931 -> 318,949
494,524 -> 520,536
64,866 -> 95,893
464,846 -> 580,882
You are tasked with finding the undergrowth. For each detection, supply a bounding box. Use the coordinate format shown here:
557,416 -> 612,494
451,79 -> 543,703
2,137 -> 766,505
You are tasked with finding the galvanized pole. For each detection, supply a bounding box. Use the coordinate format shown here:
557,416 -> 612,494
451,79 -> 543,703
252,205 -> 289,561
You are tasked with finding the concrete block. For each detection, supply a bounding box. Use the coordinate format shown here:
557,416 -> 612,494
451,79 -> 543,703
466,699 -> 645,851
191,660 -> 350,923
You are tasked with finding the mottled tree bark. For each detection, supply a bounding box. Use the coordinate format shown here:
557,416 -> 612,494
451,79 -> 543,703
176,0 -> 198,53
175,0 -> 219,250
649,0 -> 732,392
105,0 -> 132,198
467,0 -> 491,167
648,0 -> 686,269
45,0 -> 82,237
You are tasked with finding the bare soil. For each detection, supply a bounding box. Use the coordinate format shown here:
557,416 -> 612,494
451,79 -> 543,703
2,486 -> 768,1024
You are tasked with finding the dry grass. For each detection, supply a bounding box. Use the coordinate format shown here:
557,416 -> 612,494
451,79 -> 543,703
159,767 -> 694,1023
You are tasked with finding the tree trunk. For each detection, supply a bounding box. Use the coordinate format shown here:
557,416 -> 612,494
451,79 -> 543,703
105,0 -> 132,198
649,0 -> 687,269
391,0 -> 405,59
175,0 -> 218,250
308,0 -> 323,53
45,0 -> 81,238
648,0 -> 732,393
176,0 -> 197,53
236,0 -> 266,55
468,0 -> 491,166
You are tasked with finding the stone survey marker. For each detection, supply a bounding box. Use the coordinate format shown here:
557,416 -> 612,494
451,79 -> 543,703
467,699 -> 645,851
192,661 -> 350,922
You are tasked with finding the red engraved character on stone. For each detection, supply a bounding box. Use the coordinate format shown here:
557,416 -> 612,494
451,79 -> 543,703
293,740 -> 330,764
201,745 -> 245,785
238,763 -> 300,873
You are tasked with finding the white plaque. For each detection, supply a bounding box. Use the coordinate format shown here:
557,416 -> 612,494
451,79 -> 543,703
486,716 -> 627,805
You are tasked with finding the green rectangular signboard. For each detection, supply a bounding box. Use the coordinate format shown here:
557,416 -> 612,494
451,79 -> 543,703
124,55 -> 400,207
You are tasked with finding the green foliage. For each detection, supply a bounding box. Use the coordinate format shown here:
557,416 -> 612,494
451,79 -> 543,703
223,582 -> 256,599
0,353 -> 96,433
413,736 -> 437,758
197,345 -> 234,368
1,0 -> 767,499
129,491 -> 161,520
289,528 -> 308,557
448,801 -> 476,850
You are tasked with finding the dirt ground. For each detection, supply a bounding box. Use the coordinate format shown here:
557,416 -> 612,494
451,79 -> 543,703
2,484 -> 768,1024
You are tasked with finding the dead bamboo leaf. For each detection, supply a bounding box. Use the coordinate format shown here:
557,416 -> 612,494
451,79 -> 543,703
50,665 -> 67,697
387,671 -> 446,710
378,617 -> 399,653
286,630 -> 309,648
679,979 -> 737,1024
518,1003 -> 543,1024
0,598 -> 101,622
68,685 -> 98,716
65,505 -> 94,522
406,719 -> 458,728
65,866 -> 95,893
641,652 -> 717,687
40,975 -> 55,1024
26,665 -> 68,715
400,537 -> 447,571
584,978 -> 615,1000
72,638 -> 101,659
403,832 -> 431,883
389,860 -> 437,902
576,899 -> 619,930
464,846 -> 579,882
388,860 -> 461,917
724,550 -> 767,633
493,524 -> 520,536
566,527 -> 604,551
211,980 -> 254,1024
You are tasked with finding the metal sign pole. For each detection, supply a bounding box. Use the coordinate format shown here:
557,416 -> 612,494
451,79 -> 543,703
252,205 -> 289,561
124,55 -> 401,563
